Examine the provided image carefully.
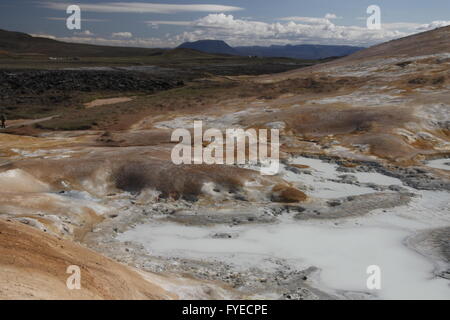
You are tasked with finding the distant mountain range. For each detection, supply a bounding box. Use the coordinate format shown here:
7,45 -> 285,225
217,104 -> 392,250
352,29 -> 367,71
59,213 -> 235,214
0,29 -> 363,60
178,40 -> 364,60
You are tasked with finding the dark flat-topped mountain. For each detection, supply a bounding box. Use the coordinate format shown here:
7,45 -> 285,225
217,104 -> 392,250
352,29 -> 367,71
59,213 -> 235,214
178,40 -> 239,56
178,39 -> 364,59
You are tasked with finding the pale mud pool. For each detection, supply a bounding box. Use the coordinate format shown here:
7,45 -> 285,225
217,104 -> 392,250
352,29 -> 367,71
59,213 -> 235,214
426,158 -> 450,171
117,157 -> 450,300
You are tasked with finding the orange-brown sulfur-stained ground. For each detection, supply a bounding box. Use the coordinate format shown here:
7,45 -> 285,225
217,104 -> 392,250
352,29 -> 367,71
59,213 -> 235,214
0,218 -> 173,299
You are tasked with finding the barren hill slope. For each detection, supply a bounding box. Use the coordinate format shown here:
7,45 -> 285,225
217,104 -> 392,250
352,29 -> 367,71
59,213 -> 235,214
340,25 -> 450,62
0,219 -> 174,299
261,26 -> 450,81
0,29 -> 164,57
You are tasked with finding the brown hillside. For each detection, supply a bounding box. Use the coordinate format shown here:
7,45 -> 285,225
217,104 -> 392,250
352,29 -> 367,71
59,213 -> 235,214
0,218 -> 174,300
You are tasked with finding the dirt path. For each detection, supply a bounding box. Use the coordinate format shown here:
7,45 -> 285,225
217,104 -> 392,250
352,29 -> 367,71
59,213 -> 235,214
2,116 -> 58,129
84,97 -> 134,109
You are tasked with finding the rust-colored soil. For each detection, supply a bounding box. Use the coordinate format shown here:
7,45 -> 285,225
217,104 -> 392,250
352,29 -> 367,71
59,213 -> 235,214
0,218 -> 175,300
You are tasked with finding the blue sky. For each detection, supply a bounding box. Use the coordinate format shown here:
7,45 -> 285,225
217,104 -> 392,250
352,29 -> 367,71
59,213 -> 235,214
1,0 -> 449,47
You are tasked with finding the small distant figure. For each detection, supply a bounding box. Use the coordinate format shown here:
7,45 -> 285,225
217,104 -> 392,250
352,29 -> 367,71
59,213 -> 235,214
0,113 -> 6,129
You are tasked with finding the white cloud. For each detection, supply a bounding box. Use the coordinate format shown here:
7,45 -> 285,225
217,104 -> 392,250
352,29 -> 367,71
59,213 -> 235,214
325,13 -> 338,20
178,13 -> 408,47
46,17 -> 108,22
30,33 -> 57,40
381,20 -> 450,32
40,2 -> 243,14
279,13 -> 339,24
381,22 -> 422,30
112,32 -> 133,38
416,20 -> 450,31
278,16 -> 332,25
75,30 -> 94,36
145,21 -> 193,27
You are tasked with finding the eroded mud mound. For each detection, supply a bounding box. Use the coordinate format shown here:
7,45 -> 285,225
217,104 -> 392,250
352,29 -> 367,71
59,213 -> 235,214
287,106 -> 413,136
114,161 -> 251,198
4,154 -> 307,203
